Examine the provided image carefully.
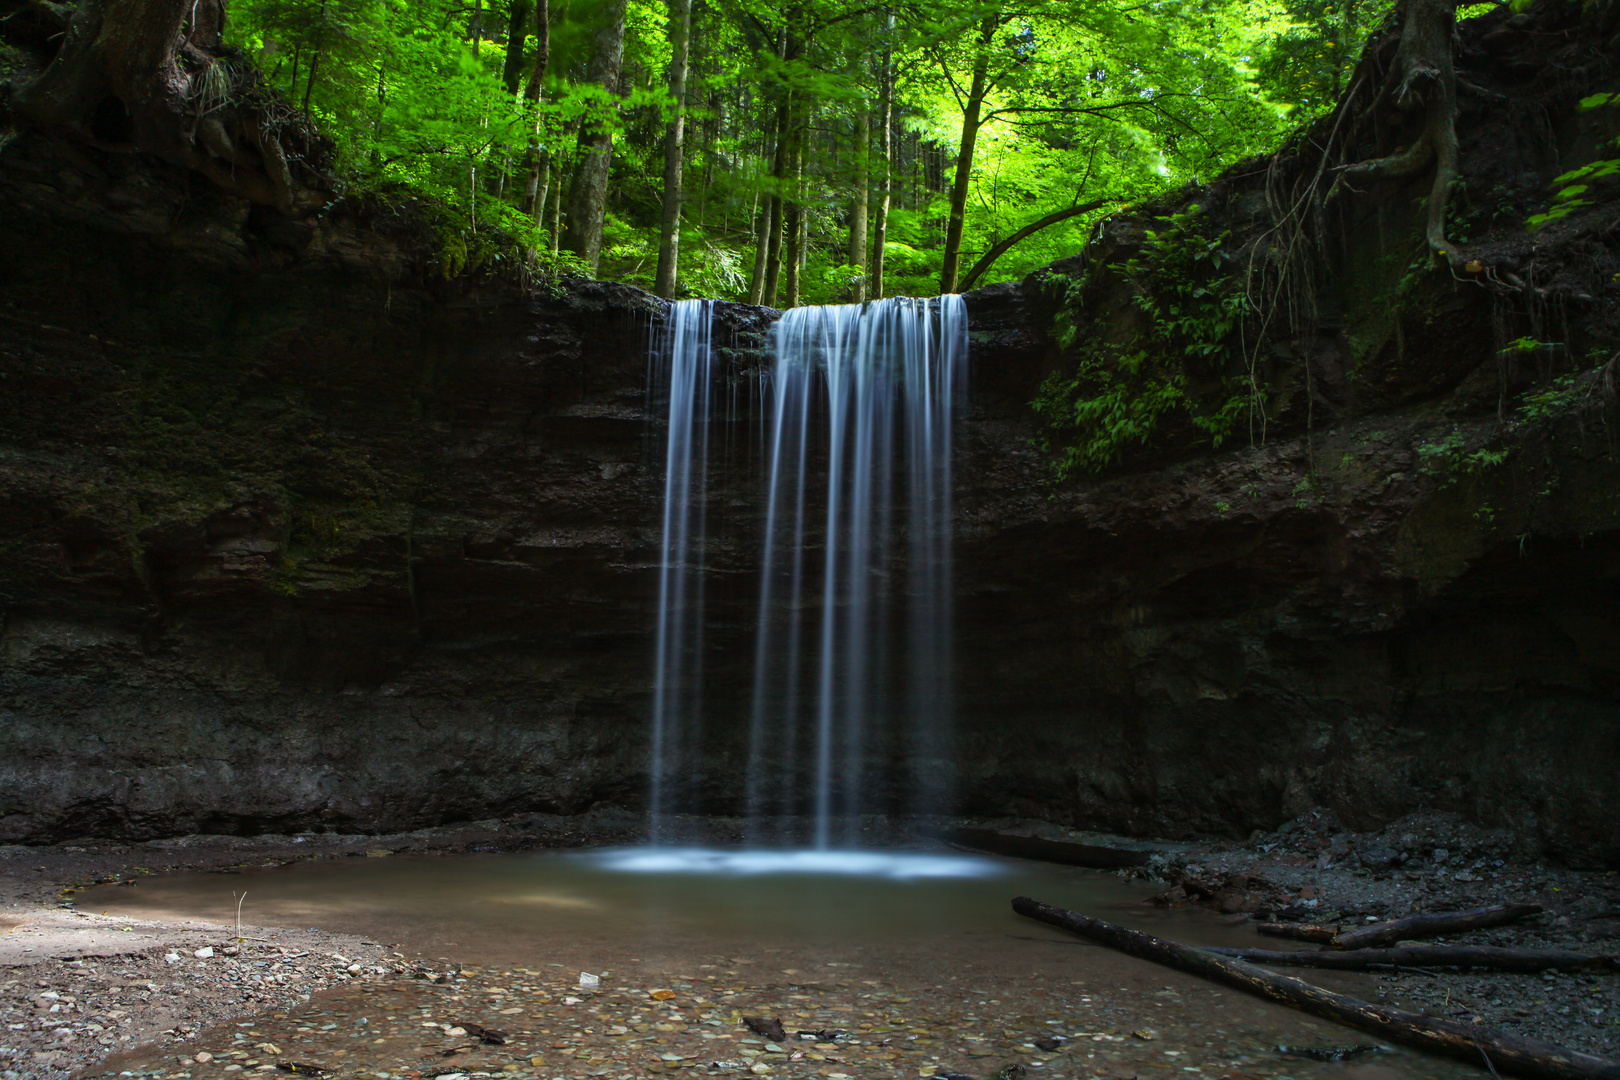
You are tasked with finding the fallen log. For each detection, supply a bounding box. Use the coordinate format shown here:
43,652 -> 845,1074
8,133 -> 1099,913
1012,896 -> 1620,1080
921,827 -> 1150,869
1204,943 -> 1617,974
1258,923 -> 1341,943
1333,904 -> 1543,949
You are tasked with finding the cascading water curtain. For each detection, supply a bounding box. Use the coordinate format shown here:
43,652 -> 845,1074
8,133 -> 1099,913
647,298 -> 715,842
745,296 -> 968,848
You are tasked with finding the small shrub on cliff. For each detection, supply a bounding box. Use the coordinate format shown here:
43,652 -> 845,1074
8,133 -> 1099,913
1033,205 -> 1258,476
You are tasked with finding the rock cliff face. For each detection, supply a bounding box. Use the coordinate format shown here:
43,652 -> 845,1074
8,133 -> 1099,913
1,4 -> 1617,862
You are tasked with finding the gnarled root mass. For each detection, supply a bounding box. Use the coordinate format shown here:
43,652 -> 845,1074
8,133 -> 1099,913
1337,0 -> 1463,265
5,0 -> 329,212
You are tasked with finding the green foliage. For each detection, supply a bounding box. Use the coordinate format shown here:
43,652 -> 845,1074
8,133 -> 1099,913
1527,90 -> 1619,230
1501,336 -> 1550,355
204,0 -> 1387,296
1516,362 -> 1614,422
1252,0 -> 1395,118
1032,204 -> 1256,475
1414,429 -> 1509,488
1124,206 -> 1249,361
1033,347 -> 1189,474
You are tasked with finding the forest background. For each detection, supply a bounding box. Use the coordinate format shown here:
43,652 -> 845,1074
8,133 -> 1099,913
210,0 -> 1491,302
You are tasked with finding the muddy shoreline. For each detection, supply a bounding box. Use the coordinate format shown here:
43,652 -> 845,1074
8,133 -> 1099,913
0,809 -> 1614,1080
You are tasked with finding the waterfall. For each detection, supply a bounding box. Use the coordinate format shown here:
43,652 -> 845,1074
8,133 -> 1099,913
648,295 -> 968,847
647,298 -> 715,841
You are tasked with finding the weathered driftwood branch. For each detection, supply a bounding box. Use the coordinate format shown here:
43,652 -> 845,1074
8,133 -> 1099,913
1012,896 -> 1620,1080
922,827 -> 1149,868
1205,944 -> 1616,974
1333,904 -> 1544,949
1258,922 -> 1341,943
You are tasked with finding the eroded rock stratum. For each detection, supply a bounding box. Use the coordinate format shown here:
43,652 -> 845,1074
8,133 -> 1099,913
1,3 -> 1617,861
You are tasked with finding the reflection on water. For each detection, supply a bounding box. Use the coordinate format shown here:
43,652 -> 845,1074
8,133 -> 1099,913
587,846 -> 1003,879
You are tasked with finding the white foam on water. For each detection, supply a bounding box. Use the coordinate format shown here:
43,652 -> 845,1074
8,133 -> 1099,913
583,846 -> 1003,880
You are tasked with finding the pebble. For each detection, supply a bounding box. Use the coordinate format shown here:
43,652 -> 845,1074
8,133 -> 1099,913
72,963 -> 1466,1080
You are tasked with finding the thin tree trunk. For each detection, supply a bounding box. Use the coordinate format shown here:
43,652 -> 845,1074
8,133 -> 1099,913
781,101 -> 806,309
533,155 -> 551,235
547,157 -> 564,250
869,33 -> 892,300
299,0 -> 329,115
302,48 -> 321,114
795,189 -> 808,291
561,0 -> 629,271
761,193 -> 784,306
370,64 -> 386,169
846,110 -> 869,302
746,164 -> 771,304
939,11 -> 997,295
518,0 -> 552,215
761,88 -> 791,306
654,0 -> 692,297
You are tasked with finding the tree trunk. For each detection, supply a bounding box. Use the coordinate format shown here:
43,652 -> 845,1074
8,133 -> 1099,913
920,826 -> 1148,868
547,155 -> 565,250
654,0 -> 693,298
761,89 -> 791,307
302,47 -> 321,114
781,102 -> 806,309
870,33 -> 892,300
1257,923 -> 1342,943
746,168 -> 772,304
1332,904 -> 1544,950
956,199 -> 1111,290
502,0 -> 530,95
939,12 -> 998,295
1339,0 -> 1461,263
1014,898 -> 1620,1080
561,0 -> 629,272
532,156 -> 551,233
846,110 -> 869,302
1201,944 -> 1616,975
518,0 -> 551,216
369,65 -> 388,168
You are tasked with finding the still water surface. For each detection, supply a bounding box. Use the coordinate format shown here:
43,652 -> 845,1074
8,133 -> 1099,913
92,846 -> 1259,968
85,847 -> 1481,1080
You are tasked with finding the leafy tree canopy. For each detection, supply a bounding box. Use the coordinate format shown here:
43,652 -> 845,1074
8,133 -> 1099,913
110,0 -> 1413,297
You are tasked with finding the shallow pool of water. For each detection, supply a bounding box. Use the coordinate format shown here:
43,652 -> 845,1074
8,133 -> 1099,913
84,847 -> 1482,1080
87,845 -> 1268,973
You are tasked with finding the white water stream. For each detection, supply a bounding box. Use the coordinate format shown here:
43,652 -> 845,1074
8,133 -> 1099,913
648,296 -> 968,849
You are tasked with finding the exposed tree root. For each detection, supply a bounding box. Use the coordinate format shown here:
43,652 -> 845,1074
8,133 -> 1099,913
6,0 -> 327,214
1338,0 -> 1463,266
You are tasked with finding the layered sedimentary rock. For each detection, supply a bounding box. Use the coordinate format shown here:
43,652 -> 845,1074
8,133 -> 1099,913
1,2 -> 1616,860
